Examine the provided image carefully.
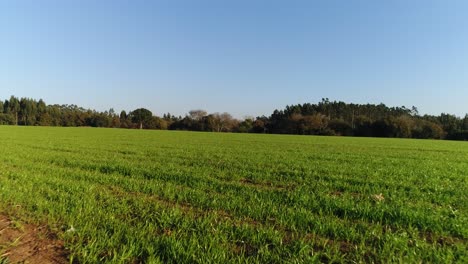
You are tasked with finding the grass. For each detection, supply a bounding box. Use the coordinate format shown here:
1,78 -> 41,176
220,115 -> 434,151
0,126 -> 466,263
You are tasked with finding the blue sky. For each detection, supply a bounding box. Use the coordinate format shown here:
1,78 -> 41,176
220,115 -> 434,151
1,0 -> 467,118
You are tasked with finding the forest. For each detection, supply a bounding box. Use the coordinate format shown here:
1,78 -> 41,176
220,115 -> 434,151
1,96 -> 467,140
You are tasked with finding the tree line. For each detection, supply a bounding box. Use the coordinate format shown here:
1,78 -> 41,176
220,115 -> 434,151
1,96 -> 468,140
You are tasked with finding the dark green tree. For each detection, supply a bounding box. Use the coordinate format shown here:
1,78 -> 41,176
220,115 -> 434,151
462,114 -> 468,130
130,108 -> 153,129
8,96 -> 20,125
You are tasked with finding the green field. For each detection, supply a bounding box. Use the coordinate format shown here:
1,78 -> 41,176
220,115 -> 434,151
0,126 -> 467,263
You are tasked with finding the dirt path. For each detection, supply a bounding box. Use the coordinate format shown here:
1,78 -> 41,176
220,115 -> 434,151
0,214 -> 68,264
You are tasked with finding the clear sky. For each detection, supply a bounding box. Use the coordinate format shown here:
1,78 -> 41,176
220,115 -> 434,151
1,0 -> 467,118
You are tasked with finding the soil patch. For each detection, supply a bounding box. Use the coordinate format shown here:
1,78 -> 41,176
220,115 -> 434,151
0,214 -> 68,264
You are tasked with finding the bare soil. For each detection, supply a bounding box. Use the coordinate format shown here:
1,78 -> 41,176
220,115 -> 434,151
0,214 -> 68,264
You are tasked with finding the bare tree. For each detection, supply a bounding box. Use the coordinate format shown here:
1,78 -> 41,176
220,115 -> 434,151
189,110 -> 207,121
208,112 -> 236,132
